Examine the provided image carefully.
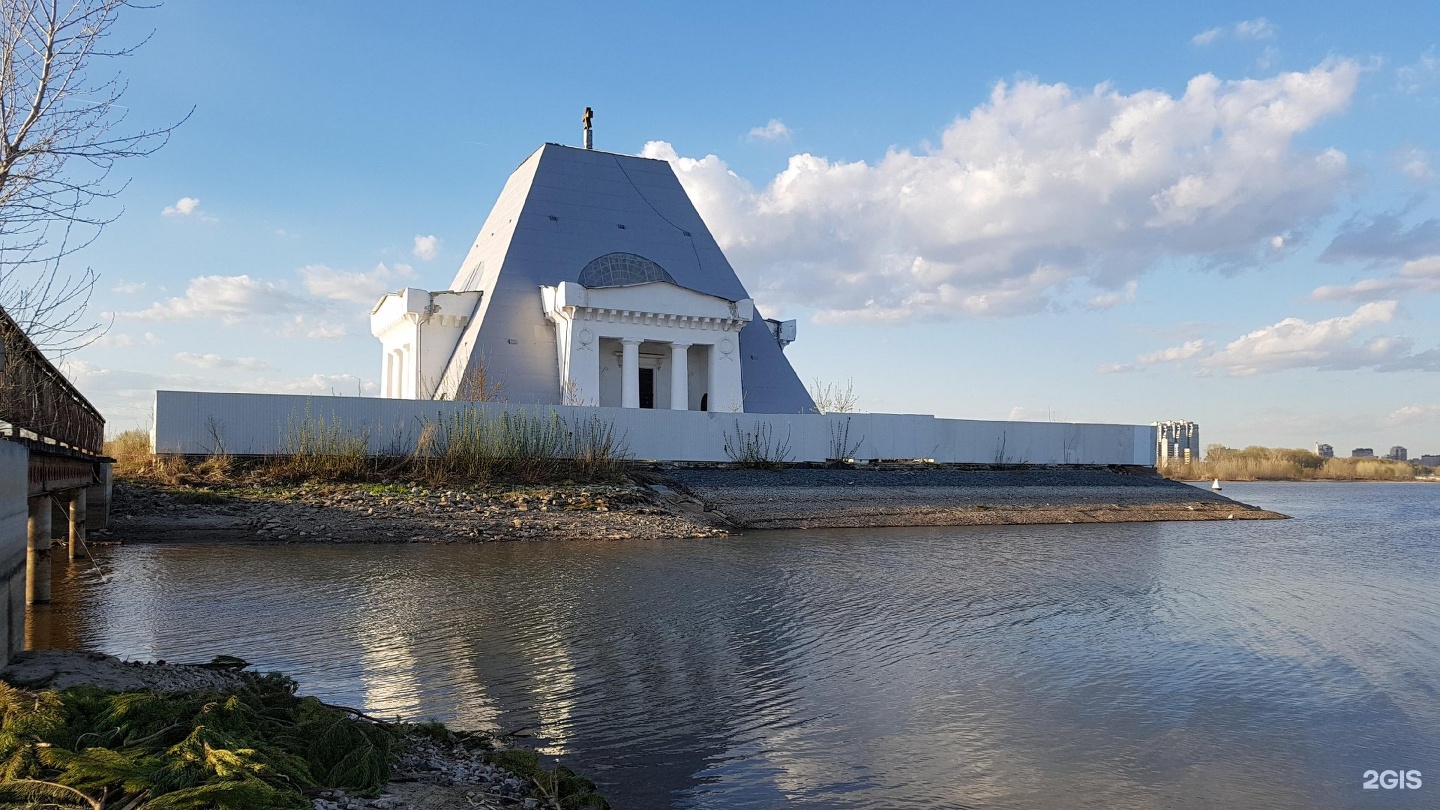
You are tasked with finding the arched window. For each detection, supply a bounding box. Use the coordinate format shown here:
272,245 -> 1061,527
578,252 -> 676,288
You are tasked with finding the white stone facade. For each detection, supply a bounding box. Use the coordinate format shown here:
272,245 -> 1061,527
541,280 -> 750,411
370,288 -> 482,399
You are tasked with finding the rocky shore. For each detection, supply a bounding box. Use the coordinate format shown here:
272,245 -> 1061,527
97,465 -> 1284,545
103,478 -> 728,544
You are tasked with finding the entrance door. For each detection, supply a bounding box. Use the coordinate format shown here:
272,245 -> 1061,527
638,368 -> 655,409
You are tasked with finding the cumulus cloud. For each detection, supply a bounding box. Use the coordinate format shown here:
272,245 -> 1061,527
1200,301 -> 1410,375
162,197 -> 216,221
280,315 -> 347,340
111,281 -> 147,294
174,352 -> 272,371
1096,362 -> 1135,374
644,59 -> 1359,322
1312,255 -> 1440,302
300,262 -> 416,305
1390,403 -> 1440,424
747,119 -> 792,142
1321,214 -> 1440,263
121,275 -> 311,323
1192,18 -> 1275,46
1394,148 -> 1434,181
413,235 -> 440,261
1137,338 -> 1210,365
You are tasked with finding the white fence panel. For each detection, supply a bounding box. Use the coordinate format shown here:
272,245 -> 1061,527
152,391 -> 1158,466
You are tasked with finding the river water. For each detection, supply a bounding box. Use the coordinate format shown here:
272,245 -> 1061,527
29,482 -> 1440,808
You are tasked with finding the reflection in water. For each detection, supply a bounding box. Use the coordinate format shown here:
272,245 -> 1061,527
28,482 -> 1440,809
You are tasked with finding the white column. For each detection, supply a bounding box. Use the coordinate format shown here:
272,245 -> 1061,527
621,339 -> 641,408
706,343 -> 721,412
384,351 -> 395,397
669,343 -> 690,410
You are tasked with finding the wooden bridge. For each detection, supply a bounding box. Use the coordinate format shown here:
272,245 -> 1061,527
0,306 -> 112,663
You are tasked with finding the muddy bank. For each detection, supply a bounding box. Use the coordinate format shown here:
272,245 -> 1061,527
97,466 -> 1285,545
660,467 -> 1288,529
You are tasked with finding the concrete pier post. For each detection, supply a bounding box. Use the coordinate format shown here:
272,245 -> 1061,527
27,496 -> 51,604
68,489 -> 86,562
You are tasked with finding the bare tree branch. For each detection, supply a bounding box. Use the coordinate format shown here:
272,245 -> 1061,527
0,0 -> 187,354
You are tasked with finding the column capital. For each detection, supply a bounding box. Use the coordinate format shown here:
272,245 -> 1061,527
619,337 -> 642,347
670,341 -> 692,349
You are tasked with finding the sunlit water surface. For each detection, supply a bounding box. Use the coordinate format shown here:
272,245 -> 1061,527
29,482 -> 1440,808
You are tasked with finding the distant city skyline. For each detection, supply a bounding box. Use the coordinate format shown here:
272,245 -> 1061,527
26,1 -> 1439,453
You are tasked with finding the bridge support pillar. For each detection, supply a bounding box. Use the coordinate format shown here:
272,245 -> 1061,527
68,489 -> 86,562
27,496 -> 51,605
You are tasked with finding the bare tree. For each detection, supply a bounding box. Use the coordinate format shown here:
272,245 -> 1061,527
0,0 -> 185,354
809,377 -> 859,414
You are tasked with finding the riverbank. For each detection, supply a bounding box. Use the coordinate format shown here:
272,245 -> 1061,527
0,650 -> 606,810
665,466 -> 1286,529
96,466 -> 1284,544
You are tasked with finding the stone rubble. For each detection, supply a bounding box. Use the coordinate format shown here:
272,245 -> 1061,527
312,735 -> 536,810
104,478 -> 729,544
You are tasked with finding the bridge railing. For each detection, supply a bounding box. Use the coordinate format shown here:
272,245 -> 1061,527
0,306 -> 105,456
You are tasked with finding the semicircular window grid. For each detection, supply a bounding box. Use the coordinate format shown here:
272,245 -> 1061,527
578,253 -> 677,288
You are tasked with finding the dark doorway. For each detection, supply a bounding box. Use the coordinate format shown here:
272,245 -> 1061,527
639,368 -> 655,409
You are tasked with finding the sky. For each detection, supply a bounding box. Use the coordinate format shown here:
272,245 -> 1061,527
30,0 -> 1440,456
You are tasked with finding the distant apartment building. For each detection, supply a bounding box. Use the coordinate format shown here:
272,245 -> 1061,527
1385,446 -> 1408,461
1419,454 -> 1440,467
1351,448 -> 1375,458
1315,443 -> 1334,458
1154,420 -> 1200,467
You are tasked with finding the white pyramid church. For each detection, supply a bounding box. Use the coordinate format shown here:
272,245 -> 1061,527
370,129 -> 814,414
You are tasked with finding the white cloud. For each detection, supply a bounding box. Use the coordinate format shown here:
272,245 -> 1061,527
644,59 -> 1359,322
1234,18 -> 1276,40
280,315 -> 347,340
1394,147 -> 1434,181
412,235 -> 440,261
1397,48 -> 1437,93
1096,363 -> 1135,374
1200,301 -> 1409,375
747,119 -> 792,142
112,281 -> 147,294
1192,18 -> 1275,46
90,331 -> 160,349
300,262 -> 416,305
162,196 -> 216,221
1311,255 -> 1440,302
121,275 -> 311,324
1087,280 -> 1138,310
1137,338 -> 1210,365
174,352 -> 272,371
1390,404 -> 1440,424
1191,28 -> 1223,46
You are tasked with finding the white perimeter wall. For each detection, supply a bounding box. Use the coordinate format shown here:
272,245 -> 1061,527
0,440 -> 28,665
154,391 -> 1157,466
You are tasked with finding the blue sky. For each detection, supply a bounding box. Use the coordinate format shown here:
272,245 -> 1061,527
47,1 -> 1440,455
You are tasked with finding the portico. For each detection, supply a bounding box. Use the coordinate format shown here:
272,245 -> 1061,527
541,278 -> 750,411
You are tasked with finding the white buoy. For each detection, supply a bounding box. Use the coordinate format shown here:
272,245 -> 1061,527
1211,478 -> 1223,491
